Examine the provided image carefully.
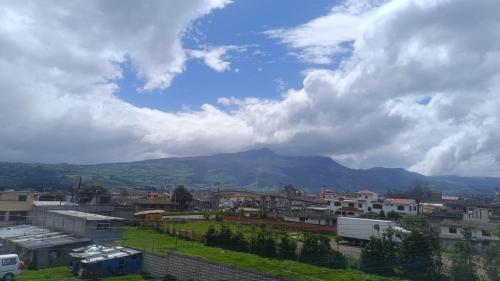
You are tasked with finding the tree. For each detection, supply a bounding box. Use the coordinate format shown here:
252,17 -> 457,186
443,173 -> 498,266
386,210 -> 401,220
299,233 -> 346,268
218,223 -> 233,248
378,210 -> 386,218
205,225 -> 217,246
360,228 -> 397,275
398,216 -> 443,281
278,231 -> 297,260
172,185 -> 192,210
231,229 -> 248,252
449,228 -> 477,281
481,225 -> 500,281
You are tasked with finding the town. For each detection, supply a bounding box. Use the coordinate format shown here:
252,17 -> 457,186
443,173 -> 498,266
0,183 -> 498,281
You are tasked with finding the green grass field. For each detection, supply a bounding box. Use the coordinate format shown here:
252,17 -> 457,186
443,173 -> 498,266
17,266 -> 147,281
121,228 -> 398,281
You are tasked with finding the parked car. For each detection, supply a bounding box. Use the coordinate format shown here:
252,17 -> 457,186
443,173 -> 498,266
0,254 -> 22,281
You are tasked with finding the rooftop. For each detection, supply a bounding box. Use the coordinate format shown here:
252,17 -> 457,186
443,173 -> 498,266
70,244 -> 141,264
34,201 -> 78,206
356,189 -> 377,195
48,210 -> 124,221
134,210 -> 166,216
0,225 -> 89,250
386,198 -> 416,205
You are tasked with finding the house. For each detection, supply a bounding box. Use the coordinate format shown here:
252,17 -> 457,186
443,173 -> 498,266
33,210 -> 125,241
0,225 -> 89,269
282,211 -> 336,226
383,199 -> 418,215
439,219 -> 498,250
328,189 -> 418,217
70,245 -> 142,279
319,188 -> 336,202
134,210 -> 165,227
133,199 -> 177,212
0,191 -> 37,226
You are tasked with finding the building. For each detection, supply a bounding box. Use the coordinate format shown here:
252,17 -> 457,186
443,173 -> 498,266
328,190 -> 418,217
0,225 -> 90,269
133,199 -> 177,212
134,210 -> 165,227
0,191 -> 37,226
33,210 -> 125,241
439,219 -> 498,250
319,188 -> 336,202
383,199 -> 418,215
70,245 -> 142,279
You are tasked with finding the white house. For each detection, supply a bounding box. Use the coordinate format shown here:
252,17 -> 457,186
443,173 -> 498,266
328,189 -> 418,217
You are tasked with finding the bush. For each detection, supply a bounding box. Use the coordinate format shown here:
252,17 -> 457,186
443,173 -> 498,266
205,225 -> 217,246
278,231 -> 297,260
231,229 -> 248,252
299,233 -> 346,269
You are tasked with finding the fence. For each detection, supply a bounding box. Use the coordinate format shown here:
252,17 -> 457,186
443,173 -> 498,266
142,251 -> 294,281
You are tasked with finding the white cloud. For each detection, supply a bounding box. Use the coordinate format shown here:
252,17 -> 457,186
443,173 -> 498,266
1,0 -> 500,178
266,0 -> 387,64
188,45 -> 242,72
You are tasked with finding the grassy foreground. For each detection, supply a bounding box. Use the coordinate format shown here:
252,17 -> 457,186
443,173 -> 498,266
121,228 -> 397,281
17,266 -> 147,281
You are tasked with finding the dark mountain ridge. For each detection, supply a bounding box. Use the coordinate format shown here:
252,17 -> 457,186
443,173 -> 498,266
0,148 -> 499,196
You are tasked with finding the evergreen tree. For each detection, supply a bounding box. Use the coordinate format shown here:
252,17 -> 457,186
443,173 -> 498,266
218,223 -> 233,249
398,216 -> 442,281
449,228 -> 477,281
299,233 -> 347,268
205,225 -> 217,246
278,231 -> 297,260
231,228 -> 248,252
172,185 -> 192,210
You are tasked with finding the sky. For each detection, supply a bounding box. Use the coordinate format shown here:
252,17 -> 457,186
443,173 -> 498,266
1,0 -> 500,177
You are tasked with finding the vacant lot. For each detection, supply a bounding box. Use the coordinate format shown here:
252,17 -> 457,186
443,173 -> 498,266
121,228 -> 398,281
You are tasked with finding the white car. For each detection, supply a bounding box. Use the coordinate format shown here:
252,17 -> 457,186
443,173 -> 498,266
0,254 -> 21,281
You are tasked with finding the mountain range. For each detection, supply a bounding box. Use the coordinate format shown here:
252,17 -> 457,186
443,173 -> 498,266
1,148 -> 499,196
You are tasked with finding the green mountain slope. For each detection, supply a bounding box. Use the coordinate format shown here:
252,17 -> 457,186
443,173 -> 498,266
0,149 -> 498,195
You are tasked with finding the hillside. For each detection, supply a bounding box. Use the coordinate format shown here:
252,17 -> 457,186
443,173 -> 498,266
0,148 -> 499,195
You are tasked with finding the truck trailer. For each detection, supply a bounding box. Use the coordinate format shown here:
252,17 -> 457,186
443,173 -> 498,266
337,217 -> 409,245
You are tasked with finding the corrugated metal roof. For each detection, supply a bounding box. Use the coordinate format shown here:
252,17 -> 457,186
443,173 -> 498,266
48,210 -> 124,221
70,244 -> 141,264
0,225 -> 89,250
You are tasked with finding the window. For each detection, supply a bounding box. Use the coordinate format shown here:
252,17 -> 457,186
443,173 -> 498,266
2,258 -> 17,266
347,212 -> 355,216
18,195 -> 27,201
96,223 -> 110,231
334,202 -> 341,206
358,203 -> 363,208
397,206 -> 405,211
348,203 -> 355,208
482,230 -> 491,237
368,207 -> 372,212
373,204 -> 382,209
449,227 -> 457,234
335,211 -> 341,215
299,217 -> 305,222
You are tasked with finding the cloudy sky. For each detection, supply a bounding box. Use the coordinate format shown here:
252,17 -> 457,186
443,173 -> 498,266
1,0 -> 500,177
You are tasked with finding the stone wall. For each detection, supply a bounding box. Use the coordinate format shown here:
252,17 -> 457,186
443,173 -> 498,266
142,251 -> 293,281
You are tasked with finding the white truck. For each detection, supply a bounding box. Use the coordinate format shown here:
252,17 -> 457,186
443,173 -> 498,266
337,217 -> 409,245
0,254 -> 22,281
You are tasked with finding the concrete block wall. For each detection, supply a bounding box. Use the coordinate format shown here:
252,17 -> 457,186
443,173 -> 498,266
142,251 -> 293,281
